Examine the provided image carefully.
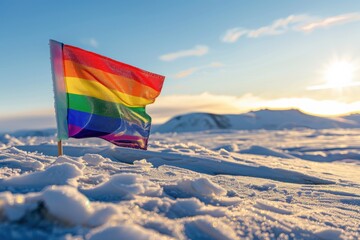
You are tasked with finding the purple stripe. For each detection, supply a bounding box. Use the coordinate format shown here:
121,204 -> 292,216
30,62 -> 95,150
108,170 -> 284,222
68,124 -> 82,136
68,124 -> 148,149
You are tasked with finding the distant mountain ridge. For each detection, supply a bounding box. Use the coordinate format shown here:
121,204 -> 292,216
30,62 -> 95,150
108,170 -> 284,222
344,113 -> 360,123
155,109 -> 360,133
1,110 -> 359,137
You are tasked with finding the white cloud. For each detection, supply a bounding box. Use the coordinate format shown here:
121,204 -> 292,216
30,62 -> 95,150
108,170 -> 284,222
174,62 -> 224,79
222,28 -> 248,43
148,93 -> 360,123
159,45 -> 209,61
222,15 -> 308,42
299,12 -> 360,32
248,15 -> 308,38
307,81 -> 360,90
174,68 -> 198,79
81,38 -> 99,48
89,38 -> 98,48
222,12 -> 360,43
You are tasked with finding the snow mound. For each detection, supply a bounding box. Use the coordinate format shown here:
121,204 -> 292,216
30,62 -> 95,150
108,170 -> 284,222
167,177 -> 227,198
212,143 -> 239,152
86,205 -> 119,227
0,158 -> 44,172
0,191 -> 38,221
55,155 -> 85,170
133,159 -> 153,170
82,173 -> 163,200
185,216 -> 237,240
168,198 -> 227,218
82,154 -> 107,166
87,224 -> 170,240
0,163 -> 82,190
315,228 -> 344,239
254,200 -> 293,215
0,186 -> 122,228
42,185 -> 92,225
240,145 -> 296,159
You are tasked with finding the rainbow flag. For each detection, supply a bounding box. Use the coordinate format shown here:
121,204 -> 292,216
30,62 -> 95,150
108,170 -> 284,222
50,40 -> 165,149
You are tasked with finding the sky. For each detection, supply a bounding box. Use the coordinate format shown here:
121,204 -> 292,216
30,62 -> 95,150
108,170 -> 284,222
1,0 -> 360,131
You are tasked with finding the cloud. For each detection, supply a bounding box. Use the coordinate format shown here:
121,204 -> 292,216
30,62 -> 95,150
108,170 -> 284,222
222,15 -> 308,42
247,15 -> 308,38
307,81 -> 360,90
222,28 -> 248,43
82,38 -> 99,48
148,93 -> 360,123
300,12 -> 360,32
159,45 -> 209,61
174,62 -> 224,79
174,68 -> 198,79
222,12 -> 360,43
89,38 -> 98,47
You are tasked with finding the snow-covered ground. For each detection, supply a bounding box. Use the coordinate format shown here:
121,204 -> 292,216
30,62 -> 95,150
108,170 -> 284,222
0,128 -> 359,239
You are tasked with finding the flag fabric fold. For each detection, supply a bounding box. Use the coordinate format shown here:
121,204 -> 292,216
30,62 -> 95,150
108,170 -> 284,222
50,40 -> 165,149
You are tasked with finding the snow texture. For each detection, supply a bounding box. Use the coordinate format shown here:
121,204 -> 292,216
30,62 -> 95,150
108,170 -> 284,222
0,125 -> 359,239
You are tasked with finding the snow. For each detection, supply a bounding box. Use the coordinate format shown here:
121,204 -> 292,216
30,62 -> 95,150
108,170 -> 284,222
0,163 -> 82,190
172,177 -> 227,198
156,110 -> 360,133
55,155 -> 85,170
82,173 -> 163,201
42,185 -> 92,225
87,224 -> 169,240
0,126 -> 359,239
82,154 -> 107,166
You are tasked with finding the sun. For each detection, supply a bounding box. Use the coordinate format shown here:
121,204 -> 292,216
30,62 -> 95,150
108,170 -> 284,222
308,59 -> 360,90
324,60 -> 354,88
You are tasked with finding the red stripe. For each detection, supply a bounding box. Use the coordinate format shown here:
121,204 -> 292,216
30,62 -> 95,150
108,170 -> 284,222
62,44 -> 165,92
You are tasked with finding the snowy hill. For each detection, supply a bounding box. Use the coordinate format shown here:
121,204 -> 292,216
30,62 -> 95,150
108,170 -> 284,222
0,128 -> 56,145
344,113 -> 360,123
156,109 -> 360,133
0,128 -> 56,138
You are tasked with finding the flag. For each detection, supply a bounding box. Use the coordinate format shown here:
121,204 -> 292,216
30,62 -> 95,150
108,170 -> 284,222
50,40 -> 165,149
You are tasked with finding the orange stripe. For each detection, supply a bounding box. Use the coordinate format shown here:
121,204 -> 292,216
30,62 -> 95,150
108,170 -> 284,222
63,60 -> 161,100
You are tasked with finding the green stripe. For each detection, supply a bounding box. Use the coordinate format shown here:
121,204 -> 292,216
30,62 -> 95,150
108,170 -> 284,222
67,93 -> 151,123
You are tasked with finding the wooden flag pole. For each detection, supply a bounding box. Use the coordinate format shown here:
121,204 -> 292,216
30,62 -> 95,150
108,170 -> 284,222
57,140 -> 63,156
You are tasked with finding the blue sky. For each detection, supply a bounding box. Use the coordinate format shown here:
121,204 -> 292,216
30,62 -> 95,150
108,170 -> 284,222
1,1 -> 360,130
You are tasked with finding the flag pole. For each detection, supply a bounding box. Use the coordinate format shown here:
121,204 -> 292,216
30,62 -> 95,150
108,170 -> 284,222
50,40 -> 68,155
57,140 -> 63,156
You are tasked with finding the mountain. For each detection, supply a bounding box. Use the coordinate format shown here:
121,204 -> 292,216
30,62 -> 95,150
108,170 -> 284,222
0,128 -> 56,144
344,114 -> 360,124
0,128 -> 56,138
155,109 -> 360,133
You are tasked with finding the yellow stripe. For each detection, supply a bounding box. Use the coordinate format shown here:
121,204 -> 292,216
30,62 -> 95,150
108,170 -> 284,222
65,77 -> 154,107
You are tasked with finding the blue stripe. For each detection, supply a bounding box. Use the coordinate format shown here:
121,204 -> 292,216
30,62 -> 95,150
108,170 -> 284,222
70,128 -> 109,138
67,109 -> 150,137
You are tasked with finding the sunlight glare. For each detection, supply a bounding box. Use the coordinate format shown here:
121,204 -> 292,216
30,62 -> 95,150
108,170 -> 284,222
324,60 -> 354,87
